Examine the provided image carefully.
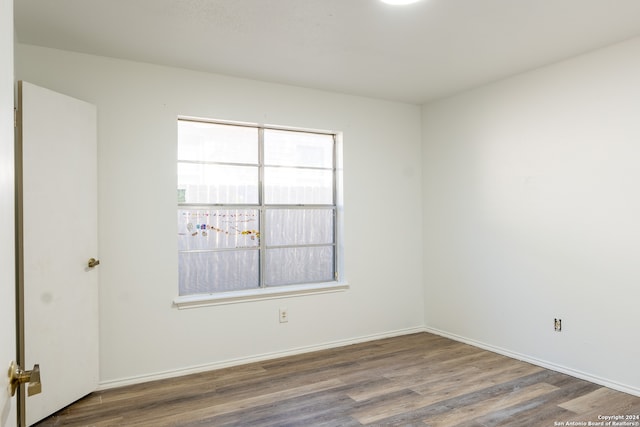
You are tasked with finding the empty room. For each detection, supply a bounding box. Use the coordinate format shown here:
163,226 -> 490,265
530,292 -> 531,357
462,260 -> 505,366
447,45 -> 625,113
2,0 -> 640,426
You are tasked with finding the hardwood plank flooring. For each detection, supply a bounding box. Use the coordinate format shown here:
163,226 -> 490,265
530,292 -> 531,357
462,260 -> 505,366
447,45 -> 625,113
35,333 -> 640,426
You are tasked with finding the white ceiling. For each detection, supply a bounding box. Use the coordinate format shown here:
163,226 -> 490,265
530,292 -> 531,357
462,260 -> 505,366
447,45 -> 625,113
14,0 -> 640,104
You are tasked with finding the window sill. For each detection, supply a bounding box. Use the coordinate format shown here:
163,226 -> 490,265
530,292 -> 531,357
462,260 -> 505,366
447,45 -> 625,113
173,282 -> 349,309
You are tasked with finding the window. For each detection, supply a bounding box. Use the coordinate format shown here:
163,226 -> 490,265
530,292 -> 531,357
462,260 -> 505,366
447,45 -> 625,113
176,118 -> 344,304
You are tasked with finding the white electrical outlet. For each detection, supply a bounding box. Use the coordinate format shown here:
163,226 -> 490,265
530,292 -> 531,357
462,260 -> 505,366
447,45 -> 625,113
554,318 -> 562,332
279,308 -> 288,323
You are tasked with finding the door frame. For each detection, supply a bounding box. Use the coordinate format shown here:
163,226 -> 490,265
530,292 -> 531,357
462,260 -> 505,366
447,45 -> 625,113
14,80 -> 27,427
1,0 -> 16,424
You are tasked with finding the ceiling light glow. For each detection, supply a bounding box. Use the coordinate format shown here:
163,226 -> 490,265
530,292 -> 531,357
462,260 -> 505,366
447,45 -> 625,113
380,0 -> 421,5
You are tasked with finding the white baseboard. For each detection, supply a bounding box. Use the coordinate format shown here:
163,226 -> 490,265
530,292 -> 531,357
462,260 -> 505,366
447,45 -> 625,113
98,326 -> 425,390
423,326 -> 640,398
99,325 -> 640,397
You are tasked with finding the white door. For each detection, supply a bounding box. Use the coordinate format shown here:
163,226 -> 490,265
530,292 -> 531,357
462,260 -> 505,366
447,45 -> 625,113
17,81 -> 99,426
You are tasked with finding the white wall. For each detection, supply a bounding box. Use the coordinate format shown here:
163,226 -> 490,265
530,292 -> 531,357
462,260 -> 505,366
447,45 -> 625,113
422,36 -> 640,394
15,44 -> 424,385
0,0 -> 16,425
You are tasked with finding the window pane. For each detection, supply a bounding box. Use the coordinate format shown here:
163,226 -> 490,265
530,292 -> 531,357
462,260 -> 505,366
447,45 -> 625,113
179,250 -> 259,295
178,162 -> 258,204
264,167 -> 333,204
178,121 -> 258,164
265,246 -> 334,286
265,209 -> 333,246
264,129 -> 333,168
178,209 -> 259,251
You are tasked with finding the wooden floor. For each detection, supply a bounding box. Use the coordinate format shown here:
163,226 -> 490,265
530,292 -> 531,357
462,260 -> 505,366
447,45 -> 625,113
36,332 -> 640,426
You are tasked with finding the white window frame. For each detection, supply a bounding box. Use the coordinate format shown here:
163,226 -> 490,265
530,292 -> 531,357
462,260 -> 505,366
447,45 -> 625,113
174,117 -> 347,309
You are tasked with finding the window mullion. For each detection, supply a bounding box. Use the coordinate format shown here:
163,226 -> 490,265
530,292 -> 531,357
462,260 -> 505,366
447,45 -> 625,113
258,127 -> 266,288
332,134 -> 338,281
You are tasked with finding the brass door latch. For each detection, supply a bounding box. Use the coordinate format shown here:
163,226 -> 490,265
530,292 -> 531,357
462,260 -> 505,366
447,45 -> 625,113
8,361 -> 42,397
88,257 -> 100,268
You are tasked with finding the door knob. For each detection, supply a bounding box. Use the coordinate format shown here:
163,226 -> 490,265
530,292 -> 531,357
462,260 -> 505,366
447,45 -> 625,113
8,361 -> 42,397
88,258 -> 100,268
